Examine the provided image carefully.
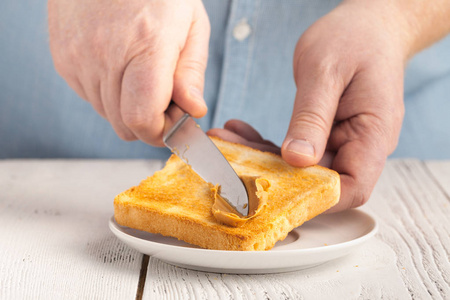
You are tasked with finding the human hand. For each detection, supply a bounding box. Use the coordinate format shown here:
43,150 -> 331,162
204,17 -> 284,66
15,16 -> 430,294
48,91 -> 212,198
48,0 -> 210,146
211,1 -> 411,213
281,1 -> 411,212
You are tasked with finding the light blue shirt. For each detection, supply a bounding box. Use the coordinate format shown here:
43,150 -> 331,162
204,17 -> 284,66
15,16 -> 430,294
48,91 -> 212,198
1,0 -> 449,159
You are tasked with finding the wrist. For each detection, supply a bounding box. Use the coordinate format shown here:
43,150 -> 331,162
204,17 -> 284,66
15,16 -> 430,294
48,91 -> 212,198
342,0 -> 450,59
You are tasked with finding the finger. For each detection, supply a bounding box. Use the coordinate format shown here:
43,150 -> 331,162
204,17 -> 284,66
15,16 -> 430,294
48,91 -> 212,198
54,56 -> 108,120
64,75 -> 88,103
318,150 -> 335,168
282,52 -> 353,167
172,5 -> 210,118
207,128 -> 248,144
79,72 -> 107,119
102,70 -> 136,140
325,137 -> 386,213
331,68 -> 404,155
224,119 -> 265,142
208,128 -> 281,155
120,49 -> 177,146
224,119 -> 280,148
324,66 -> 403,213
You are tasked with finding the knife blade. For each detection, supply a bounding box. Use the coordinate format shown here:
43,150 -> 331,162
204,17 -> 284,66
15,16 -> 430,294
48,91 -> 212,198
163,103 -> 249,216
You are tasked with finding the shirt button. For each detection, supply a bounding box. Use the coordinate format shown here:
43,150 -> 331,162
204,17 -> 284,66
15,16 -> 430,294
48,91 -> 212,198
233,18 -> 252,41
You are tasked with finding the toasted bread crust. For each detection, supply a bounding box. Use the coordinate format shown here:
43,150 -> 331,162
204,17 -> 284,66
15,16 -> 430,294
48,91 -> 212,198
114,137 -> 340,251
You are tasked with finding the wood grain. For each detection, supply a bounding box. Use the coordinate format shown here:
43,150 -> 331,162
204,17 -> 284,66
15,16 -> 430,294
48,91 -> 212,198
141,160 -> 450,300
368,160 -> 450,299
425,161 -> 450,201
0,160 -> 162,299
1,159 -> 448,299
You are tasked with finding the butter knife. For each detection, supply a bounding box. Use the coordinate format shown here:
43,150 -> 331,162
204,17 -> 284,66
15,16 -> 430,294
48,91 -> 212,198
163,103 -> 249,216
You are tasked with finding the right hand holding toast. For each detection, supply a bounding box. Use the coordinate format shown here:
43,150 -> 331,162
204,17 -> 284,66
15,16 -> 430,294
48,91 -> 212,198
48,0 -> 210,146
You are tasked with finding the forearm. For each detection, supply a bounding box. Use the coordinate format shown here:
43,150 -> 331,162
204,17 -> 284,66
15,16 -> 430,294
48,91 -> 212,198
344,0 -> 450,58
395,0 -> 450,56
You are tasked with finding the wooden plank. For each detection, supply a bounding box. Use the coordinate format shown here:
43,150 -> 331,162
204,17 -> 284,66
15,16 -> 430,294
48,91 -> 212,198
143,246 -> 409,300
0,160 -> 162,299
141,159 -> 449,299
365,159 -> 450,299
424,161 -> 450,201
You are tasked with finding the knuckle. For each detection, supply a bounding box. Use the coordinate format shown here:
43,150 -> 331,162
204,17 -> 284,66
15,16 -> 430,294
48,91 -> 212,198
132,12 -> 165,45
342,89 -> 404,155
120,109 -> 163,145
174,59 -> 206,83
311,55 -> 338,78
346,114 -> 391,154
292,106 -> 331,136
295,48 -> 344,89
315,59 -> 345,90
121,110 -> 149,130
183,57 -> 208,72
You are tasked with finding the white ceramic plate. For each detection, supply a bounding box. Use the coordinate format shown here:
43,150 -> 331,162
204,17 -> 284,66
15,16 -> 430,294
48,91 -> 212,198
109,209 -> 377,274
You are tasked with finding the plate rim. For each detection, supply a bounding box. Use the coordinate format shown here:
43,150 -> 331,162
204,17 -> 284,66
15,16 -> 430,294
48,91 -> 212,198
109,209 -> 378,256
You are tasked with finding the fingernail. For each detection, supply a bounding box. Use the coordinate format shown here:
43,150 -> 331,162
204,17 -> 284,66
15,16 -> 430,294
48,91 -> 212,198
286,139 -> 315,158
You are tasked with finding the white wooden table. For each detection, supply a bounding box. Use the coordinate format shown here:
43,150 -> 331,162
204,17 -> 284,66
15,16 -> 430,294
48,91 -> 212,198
1,159 -> 449,299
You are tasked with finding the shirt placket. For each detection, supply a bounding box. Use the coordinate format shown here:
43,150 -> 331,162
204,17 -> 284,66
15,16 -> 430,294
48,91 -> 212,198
212,0 -> 259,129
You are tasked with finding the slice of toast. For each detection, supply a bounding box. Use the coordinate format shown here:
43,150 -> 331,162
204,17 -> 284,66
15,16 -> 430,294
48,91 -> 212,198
114,137 -> 340,251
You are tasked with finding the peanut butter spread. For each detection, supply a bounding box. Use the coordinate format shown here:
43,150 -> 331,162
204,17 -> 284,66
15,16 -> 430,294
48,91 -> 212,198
211,176 -> 270,227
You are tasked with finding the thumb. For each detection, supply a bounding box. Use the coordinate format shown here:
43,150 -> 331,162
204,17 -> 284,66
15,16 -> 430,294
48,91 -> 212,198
172,8 -> 210,118
282,65 -> 344,167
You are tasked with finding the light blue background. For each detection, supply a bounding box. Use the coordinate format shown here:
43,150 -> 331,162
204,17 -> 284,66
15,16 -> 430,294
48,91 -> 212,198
1,0 -> 449,159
